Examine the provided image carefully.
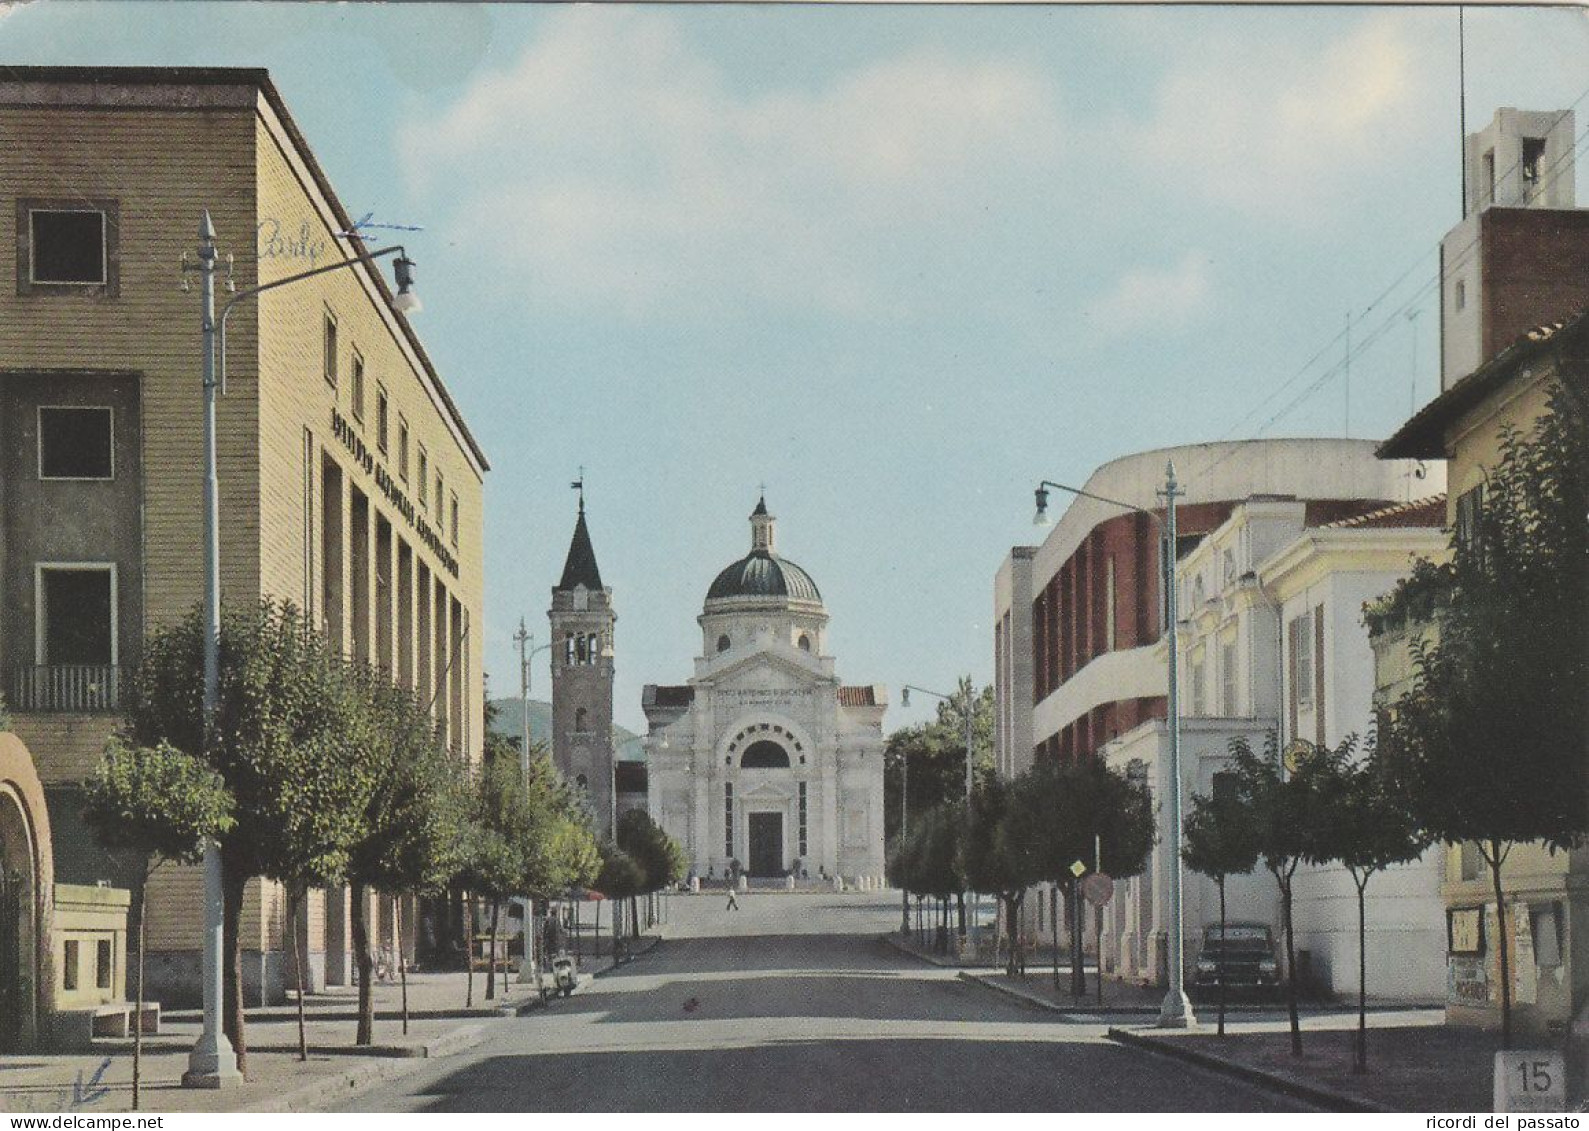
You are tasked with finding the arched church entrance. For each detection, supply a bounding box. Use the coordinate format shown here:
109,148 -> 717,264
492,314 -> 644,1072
0,734 -> 53,1052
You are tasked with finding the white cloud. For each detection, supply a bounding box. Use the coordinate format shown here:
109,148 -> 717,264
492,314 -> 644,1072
1086,250 -> 1214,336
1125,13 -> 1439,221
398,8 -> 1064,319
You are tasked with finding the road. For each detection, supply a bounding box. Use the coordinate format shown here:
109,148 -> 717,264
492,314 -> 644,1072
343,890 -> 1309,1112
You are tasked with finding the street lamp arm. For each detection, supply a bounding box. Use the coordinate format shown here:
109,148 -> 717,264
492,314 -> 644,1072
215,246 -> 412,393
1034,479 -> 1162,528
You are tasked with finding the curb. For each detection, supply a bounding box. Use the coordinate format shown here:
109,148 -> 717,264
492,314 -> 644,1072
1104,1026 -> 1391,1113
958,971 -> 1159,1016
879,933 -> 976,969
594,934 -> 664,978
242,1024 -> 486,1113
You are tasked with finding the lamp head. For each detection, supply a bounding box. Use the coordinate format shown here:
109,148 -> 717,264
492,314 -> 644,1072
900,687 -> 910,708
1032,485 -> 1052,527
392,254 -> 421,314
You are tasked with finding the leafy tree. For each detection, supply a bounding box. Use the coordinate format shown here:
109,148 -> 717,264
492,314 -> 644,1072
961,776 -> 1042,975
124,600 -> 372,1076
1379,386 -> 1588,1048
1305,737 -> 1429,1071
344,672 -> 468,1044
887,802 -> 965,952
884,679 -> 994,845
595,843 -> 646,956
1182,777 -> 1260,1036
1021,756 -> 1155,996
1227,736 -> 1332,1057
82,739 -> 234,1109
616,809 -> 686,936
456,752 -> 538,1003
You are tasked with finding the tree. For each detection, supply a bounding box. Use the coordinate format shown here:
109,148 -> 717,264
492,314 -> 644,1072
1378,387 -> 1588,1048
1306,737 -> 1429,1072
82,739 -> 234,1110
1227,736 -> 1332,1057
888,802 -> 964,952
616,809 -> 686,936
884,679 -> 994,846
124,600 -> 372,1077
1182,777 -> 1260,1036
960,775 -> 1042,976
344,672 -> 468,1044
456,752 -> 538,1003
595,843 -> 646,958
1021,756 -> 1155,996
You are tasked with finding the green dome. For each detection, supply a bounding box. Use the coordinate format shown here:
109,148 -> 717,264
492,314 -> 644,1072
706,550 -> 822,603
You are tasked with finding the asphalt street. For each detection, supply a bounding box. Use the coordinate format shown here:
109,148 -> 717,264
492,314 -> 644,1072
341,890 -> 1310,1112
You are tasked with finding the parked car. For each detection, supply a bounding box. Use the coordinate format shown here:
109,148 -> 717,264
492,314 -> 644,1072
1192,922 -> 1280,996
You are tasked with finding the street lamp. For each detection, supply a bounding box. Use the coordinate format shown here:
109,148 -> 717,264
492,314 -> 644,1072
1031,463 -> 1196,1030
184,214 -> 421,1086
900,683 -> 976,946
513,622 -> 553,785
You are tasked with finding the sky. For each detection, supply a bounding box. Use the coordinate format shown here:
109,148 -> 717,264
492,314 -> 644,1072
3,2 -> 1586,734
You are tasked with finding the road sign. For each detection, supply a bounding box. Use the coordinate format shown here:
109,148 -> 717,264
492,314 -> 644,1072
1081,872 -> 1115,907
1069,860 -> 1087,879
1494,1050 -> 1565,1113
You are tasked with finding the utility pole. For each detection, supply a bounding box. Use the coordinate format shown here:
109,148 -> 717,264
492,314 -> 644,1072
514,620 -> 532,784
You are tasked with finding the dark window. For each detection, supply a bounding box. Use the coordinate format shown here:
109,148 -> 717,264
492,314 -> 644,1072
1212,771 -> 1238,804
716,634 -> 730,653
1522,137 -> 1546,186
40,568 -> 114,665
375,386 -> 389,453
740,740 -> 790,769
1456,485 -> 1486,570
450,493 -> 459,547
350,353 -> 365,420
62,940 -> 79,990
95,939 -> 112,989
323,313 -> 338,388
417,448 -> 429,510
724,783 -> 734,857
575,707 -> 588,732
797,634 -> 811,652
31,210 -> 105,284
798,781 -> 808,856
397,417 -> 409,481
38,406 -> 113,479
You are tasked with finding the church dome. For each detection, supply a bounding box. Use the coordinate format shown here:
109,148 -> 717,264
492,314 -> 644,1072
704,496 -> 823,606
706,550 -> 822,603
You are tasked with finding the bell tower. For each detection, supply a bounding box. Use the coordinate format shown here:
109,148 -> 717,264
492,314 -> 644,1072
549,484 -> 616,836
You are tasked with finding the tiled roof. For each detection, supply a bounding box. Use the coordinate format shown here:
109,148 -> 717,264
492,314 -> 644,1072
652,685 -> 695,708
1380,311 -> 1588,460
1322,495 -> 1447,530
837,686 -> 877,707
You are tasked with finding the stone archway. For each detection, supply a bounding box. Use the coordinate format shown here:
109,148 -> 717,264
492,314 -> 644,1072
0,733 -> 54,1052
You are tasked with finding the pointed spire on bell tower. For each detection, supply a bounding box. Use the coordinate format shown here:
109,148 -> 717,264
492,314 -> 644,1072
750,491 -> 775,553
558,477 -> 603,590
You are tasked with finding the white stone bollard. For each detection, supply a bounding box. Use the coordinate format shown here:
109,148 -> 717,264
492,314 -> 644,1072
689,876 -> 700,894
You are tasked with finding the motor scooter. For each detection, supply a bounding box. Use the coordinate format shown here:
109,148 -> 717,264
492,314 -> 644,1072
551,952 -> 577,998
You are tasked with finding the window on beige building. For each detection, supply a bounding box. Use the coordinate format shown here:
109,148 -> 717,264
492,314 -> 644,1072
376,384 -> 389,453
26,204 -> 115,289
38,406 -> 113,480
417,447 -> 429,512
450,492 -> 459,546
398,416 -> 410,482
323,312 -> 338,389
350,352 -> 365,421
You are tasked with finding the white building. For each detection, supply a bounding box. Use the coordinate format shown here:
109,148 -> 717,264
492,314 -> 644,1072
1099,493 -> 1451,1000
643,498 -> 887,884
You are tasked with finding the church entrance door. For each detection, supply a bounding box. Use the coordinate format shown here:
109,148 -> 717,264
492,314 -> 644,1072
748,812 -> 783,877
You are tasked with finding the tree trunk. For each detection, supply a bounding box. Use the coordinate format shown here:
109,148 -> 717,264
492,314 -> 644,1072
1489,847 -> 1513,1050
1280,873 -> 1302,1057
464,893 -> 475,1007
1216,876 -> 1227,1037
351,881 -> 374,1046
486,900 -> 500,1001
956,891 -> 966,937
1355,875 -> 1368,1072
1070,879 -> 1084,1000
221,854 -> 249,1078
1051,884 -> 1061,992
398,897 -> 409,1037
289,885 -> 307,1061
133,872 -> 148,1111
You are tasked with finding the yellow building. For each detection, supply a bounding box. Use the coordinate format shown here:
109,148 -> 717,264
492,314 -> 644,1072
1380,312 -> 1587,1039
0,66 -> 488,1023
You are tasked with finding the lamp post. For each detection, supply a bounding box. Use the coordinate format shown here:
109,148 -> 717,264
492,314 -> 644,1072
513,622 -> 553,784
1032,462 -> 1196,1029
184,214 -> 420,1086
900,683 -> 976,944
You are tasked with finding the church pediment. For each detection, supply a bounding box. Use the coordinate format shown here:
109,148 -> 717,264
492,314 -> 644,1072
706,649 -> 826,692
737,778 -> 795,803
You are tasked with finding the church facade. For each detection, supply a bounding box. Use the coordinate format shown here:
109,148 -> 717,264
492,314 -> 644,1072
643,499 -> 886,885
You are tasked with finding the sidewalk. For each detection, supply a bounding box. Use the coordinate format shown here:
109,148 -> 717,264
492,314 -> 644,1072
1107,1012 -> 1506,1113
0,969 -> 550,1115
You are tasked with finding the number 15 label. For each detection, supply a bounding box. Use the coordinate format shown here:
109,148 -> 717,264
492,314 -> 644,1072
1494,1051 -> 1565,1113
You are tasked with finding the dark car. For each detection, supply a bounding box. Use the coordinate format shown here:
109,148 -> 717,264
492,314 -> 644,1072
1192,922 -> 1280,995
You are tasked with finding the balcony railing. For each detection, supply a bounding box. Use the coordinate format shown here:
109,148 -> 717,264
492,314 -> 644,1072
10,665 -> 121,712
